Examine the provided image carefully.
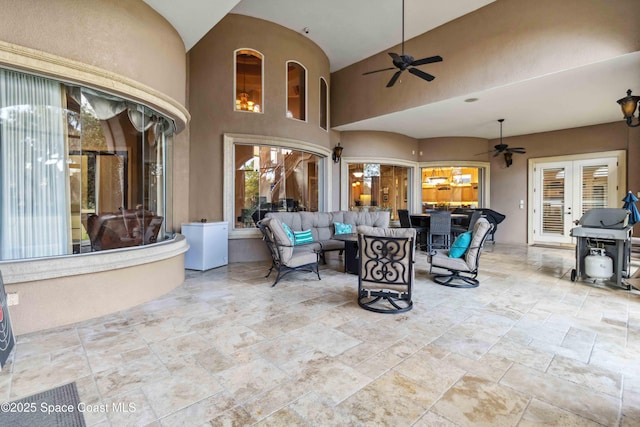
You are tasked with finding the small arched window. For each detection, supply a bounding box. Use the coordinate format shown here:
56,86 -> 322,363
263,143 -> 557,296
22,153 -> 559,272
286,61 -> 306,121
235,49 -> 263,113
320,77 -> 328,130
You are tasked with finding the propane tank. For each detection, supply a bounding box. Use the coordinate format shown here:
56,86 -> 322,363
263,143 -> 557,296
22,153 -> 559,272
584,248 -> 613,279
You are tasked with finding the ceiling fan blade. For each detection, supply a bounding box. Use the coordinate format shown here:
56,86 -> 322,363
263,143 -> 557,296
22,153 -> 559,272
386,71 -> 402,87
408,67 -> 435,82
509,148 -> 527,154
493,151 -> 502,157
363,67 -> 396,76
388,52 -> 401,61
410,55 -> 443,66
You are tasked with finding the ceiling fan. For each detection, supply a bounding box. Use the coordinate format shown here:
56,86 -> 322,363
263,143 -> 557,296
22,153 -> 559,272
362,0 -> 442,88
478,119 -> 526,167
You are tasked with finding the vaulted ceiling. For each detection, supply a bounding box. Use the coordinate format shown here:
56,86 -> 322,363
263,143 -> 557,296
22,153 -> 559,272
143,0 -> 640,139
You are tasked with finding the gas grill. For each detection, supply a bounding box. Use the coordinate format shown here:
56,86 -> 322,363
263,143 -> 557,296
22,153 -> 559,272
570,208 -> 632,289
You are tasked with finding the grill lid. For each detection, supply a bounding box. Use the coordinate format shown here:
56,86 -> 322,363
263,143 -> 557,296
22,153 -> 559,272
577,208 -> 629,229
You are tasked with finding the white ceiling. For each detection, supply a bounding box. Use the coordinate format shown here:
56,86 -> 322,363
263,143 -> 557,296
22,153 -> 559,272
143,0 -> 639,140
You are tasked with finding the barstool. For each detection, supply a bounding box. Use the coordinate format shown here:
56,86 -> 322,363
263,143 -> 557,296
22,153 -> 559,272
427,210 -> 451,253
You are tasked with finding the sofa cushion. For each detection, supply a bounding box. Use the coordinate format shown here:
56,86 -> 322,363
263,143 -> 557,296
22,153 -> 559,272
334,222 -> 353,235
264,211 -> 390,256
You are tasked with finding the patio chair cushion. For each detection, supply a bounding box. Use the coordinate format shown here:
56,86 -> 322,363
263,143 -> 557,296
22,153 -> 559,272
449,231 -> 472,258
293,229 -> 314,245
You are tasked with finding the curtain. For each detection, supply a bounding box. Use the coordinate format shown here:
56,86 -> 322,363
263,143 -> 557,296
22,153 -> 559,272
0,69 -> 68,260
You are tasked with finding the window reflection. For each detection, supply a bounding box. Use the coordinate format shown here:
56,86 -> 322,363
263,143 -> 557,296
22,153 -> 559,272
320,77 -> 328,130
235,49 -> 262,113
0,67 -> 174,260
234,145 -> 319,228
421,167 -> 481,211
286,61 -> 306,121
348,163 -> 408,220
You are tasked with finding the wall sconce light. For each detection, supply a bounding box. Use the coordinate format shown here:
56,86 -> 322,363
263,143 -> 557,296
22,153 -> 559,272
332,143 -> 343,163
617,89 -> 640,127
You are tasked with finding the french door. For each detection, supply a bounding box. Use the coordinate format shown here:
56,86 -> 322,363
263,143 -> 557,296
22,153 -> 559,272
532,156 -> 620,244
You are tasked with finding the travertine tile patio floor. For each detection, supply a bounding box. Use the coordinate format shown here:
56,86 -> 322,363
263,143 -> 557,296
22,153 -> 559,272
1,243 -> 639,426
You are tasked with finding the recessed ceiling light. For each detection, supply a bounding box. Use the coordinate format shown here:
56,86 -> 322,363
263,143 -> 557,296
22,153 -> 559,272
464,98 -> 479,103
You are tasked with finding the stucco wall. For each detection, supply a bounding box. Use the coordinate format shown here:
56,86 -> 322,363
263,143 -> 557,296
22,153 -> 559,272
188,14 -> 333,262
488,122 -> 638,245
339,131 -> 419,161
0,0 -> 186,105
331,0 -> 640,127
419,137 -> 489,162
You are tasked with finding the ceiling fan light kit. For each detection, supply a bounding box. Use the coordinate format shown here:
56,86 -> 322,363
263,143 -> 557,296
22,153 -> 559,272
363,0 -> 442,87
495,119 -> 526,168
475,119 -> 526,167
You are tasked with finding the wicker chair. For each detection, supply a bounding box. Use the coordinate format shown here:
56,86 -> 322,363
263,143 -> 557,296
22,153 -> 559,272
451,210 -> 482,238
357,226 -> 416,313
397,209 -> 427,250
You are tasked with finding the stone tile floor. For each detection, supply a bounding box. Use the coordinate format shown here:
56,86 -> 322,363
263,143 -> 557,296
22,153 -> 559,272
1,243 -> 639,426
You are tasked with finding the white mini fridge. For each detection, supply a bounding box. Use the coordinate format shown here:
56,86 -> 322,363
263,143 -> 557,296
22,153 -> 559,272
182,221 -> 228,270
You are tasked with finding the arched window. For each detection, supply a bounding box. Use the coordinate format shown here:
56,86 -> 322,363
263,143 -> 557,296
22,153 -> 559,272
286,61 -> 306,121
235,49 -> 263,113
320,77 -> 328,130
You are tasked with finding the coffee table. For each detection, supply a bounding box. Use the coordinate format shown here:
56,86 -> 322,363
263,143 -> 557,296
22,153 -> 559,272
333,233 -> 358,274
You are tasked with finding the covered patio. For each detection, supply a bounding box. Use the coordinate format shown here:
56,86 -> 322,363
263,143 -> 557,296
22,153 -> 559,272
2,245 -> 639,425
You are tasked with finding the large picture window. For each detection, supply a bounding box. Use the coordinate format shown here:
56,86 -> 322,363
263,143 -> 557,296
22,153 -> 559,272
421,166 -> 485,211
0,68 -> 175,260
348,163 -> 409,221
234,145 -> 320,228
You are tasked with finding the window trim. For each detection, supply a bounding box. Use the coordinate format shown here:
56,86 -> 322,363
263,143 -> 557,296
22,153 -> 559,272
223,133 -> 332,239
233,48 -> 264,114
285,60 -> 307,122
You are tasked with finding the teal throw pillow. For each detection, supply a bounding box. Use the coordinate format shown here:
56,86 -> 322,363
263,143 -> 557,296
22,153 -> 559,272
280,222 -> 295,244
294,229 -> 314,245
334,222 -> 353,235
449,231 -> 472,258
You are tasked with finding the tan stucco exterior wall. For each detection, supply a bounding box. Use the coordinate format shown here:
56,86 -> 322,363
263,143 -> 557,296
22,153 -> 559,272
0,0 -> 186,105
487,122 -> 639,244
0,0 -> 190,334
188,14 -> 333,224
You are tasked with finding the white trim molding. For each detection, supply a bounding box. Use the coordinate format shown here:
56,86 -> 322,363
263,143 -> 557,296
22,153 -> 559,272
0,235 -> 188,284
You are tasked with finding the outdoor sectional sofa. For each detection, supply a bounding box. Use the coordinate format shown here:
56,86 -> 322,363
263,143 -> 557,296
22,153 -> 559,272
265,210 -> 390,257
257,210 -> 390,285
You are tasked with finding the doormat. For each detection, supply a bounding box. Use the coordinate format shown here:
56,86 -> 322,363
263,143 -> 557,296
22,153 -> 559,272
0,382 -> 86,427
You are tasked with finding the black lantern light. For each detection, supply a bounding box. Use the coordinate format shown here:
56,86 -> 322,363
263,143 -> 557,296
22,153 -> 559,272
617,89 -> 640,127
